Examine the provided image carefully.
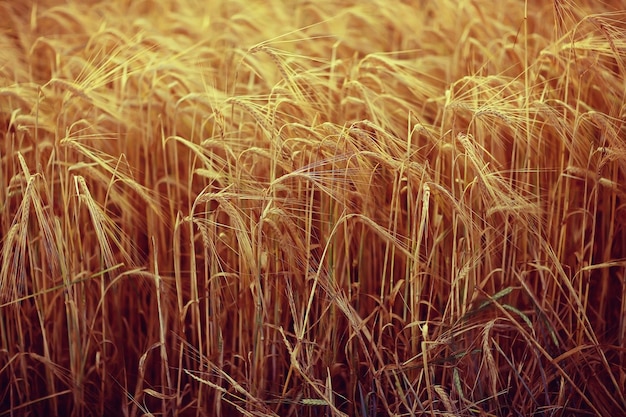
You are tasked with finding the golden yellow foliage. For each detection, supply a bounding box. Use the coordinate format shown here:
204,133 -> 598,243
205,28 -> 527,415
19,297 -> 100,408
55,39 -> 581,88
1,0 -> 625,415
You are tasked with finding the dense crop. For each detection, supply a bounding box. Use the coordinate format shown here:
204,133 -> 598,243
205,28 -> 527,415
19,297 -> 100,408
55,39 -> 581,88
1,1 -> 625,415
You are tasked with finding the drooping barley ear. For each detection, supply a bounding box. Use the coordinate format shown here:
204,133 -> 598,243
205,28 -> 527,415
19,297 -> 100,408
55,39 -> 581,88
45,78 -> 94,103
0,222 -> 26,304
475,107 -> 513,126
589,17 -> 626,77
249,44 -> 291,86
73,175 -> 118,273
226,96 -> 273,137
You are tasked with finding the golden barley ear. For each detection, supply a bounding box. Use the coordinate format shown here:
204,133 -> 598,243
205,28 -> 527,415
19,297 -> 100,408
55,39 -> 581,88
2,0 -> 626,416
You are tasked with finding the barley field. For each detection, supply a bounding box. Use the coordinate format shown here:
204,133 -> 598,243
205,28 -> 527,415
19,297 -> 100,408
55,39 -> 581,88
1,0 -> 625,416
